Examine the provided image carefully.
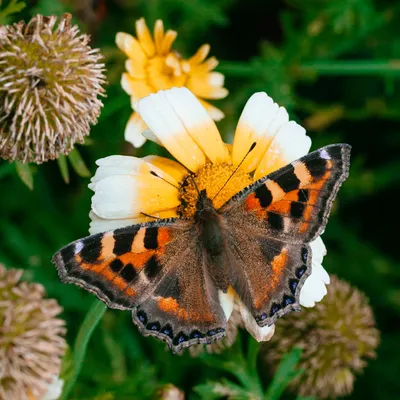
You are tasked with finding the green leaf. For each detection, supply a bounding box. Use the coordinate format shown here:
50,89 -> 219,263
57,155 -> 70,184
61,300 -> 107,400
15,161 -> 34,190
0,0 -> 26,21
264,347 -> 303,400
68,148 -> 91,178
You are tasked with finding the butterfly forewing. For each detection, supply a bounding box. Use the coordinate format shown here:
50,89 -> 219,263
220,144 -> 350,325
221,144 -> 351,244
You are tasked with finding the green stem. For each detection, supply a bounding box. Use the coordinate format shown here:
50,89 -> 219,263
218,60 -> 400,77
61,300 -> 107,400
298,60 -> 400,76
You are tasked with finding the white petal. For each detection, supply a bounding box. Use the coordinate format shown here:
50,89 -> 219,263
165,87 -> 229,164
310,236 -> 327,265
89,211 -> 139,235
42,377 -> 64,400
90,155 -> 179,188
124,112 -> 147,148
91,174 -> 179,219
218,289 -> 235,320
300,266 -> 329,308
137,89 -> 207,172
232,92 -> 282,172
254,120 -> 311,180
238,300 -> 275,342
142,129 -> 164,146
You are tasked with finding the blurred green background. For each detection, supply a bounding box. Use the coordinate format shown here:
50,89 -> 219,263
1,0 -> 400,398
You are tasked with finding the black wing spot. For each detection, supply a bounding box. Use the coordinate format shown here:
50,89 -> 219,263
146,321 -> 161,331
113,227 -> 138,256
290,202 -> 305,219
80,233 -> 102,264
289,279 -> 299,295
110,258 -> 124,273
137,310 -> 148,325
190,330 -> 205,339
301,247 -> 308,264
160,324 -> 174,339
297,189 -> 309,202
60,245 -> 75,266
282,295 -> 296,307
296,265 -> 307,279
267,212 -> 284,231
120,263 -> 137,283
270,303 -> 282,317
173,332 -> 188,345
144,255 -> 162,279
254,184 -> 273,208
304,157 -> 327,179
274,165 -> 300,192
144,227 -> 159,250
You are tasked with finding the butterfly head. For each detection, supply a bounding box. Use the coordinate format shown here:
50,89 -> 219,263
195,189 -> 218,221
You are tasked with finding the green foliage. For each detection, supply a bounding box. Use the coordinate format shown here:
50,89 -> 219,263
1,0 -> 399,398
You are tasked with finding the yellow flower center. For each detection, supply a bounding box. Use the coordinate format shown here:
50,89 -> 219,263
178,162 -> 253,218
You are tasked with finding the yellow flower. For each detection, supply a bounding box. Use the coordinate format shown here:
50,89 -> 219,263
88,87 -> 329,341
116,18 -> 228,147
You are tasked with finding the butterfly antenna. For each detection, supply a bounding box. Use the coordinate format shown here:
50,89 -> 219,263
212,142 -> 257,202
189,174 -> 201,196
150,170 -> 179,189
141,212 -> 161,219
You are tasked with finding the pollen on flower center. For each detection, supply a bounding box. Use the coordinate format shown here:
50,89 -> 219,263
178,163 -> 253,218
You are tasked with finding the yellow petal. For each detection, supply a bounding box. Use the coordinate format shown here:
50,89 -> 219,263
137,90 -> 206,172
232,92 -> 286,173
190,56 -> 219,74
124,112 -> 147,148
91,173 -> 180,219
198,99 -> 225,121
161,30 -> 177,54
125,59 -> 146,79
116,32 -> 146,62
135,18 -> 156,57
187,74 -> 228,99
254,121 -> 311,180
153,19 -> 164,54
165,87 -> 229,164
218,286 -> 236,320
144,155 -> 188,183
188,44 -> 210,65
121,73 -> 152,100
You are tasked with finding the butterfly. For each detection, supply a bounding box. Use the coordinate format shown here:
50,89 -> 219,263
52,143 -> 350,353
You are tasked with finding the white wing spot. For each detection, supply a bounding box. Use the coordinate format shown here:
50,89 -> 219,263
74,241 -> 84,255
319,149 -> 330,160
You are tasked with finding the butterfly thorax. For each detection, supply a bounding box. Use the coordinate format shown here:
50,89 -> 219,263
195,189 -> 224,259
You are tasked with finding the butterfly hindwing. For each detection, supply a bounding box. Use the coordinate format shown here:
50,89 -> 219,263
225,229 -> 311,326
53,218 -> 227,353
132,238 -> 227,353
221,144 -> 350,244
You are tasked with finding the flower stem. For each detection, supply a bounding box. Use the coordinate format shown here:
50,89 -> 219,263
218,60 -> 400,77
61,299 -> 107,400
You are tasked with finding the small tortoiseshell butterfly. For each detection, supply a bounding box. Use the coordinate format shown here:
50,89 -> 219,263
52,144 -> 350,353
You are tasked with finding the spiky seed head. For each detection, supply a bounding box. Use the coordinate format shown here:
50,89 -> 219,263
262,276 -> 380,399
0,264 -> 67,400
0,13 -> 105,163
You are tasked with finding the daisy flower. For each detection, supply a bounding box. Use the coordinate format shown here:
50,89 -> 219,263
88,87 -> 330,342
116,18 -> 228,148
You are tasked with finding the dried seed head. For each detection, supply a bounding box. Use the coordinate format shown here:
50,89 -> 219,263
0,264 -> 67,400
0,13 -> 105,163
263,276 -> 380,399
